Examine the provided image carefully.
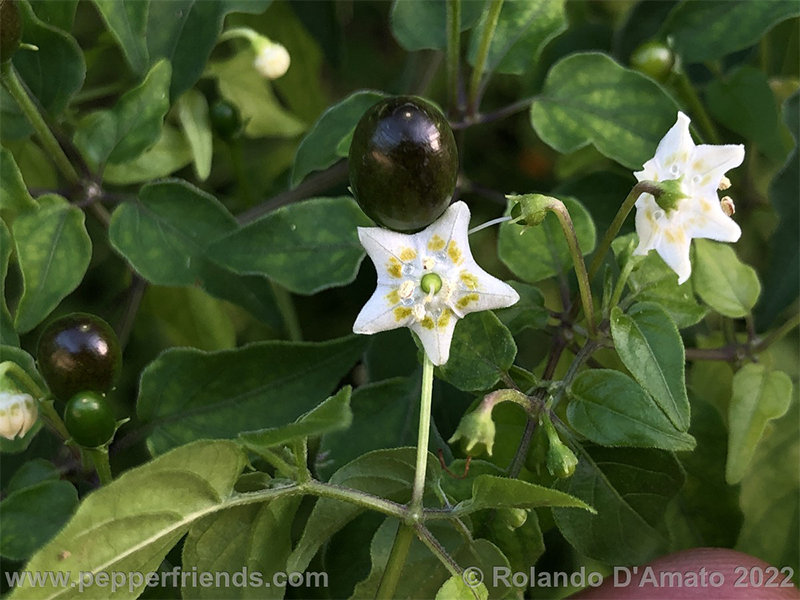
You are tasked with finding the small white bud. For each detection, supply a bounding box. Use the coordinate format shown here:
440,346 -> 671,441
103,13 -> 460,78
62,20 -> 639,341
0,391 -> 38,440
254,42 -> 290,79
720,196 -> 736,216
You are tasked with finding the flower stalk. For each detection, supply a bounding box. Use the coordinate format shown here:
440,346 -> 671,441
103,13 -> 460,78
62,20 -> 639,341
467,0 -> 503,115
446,0 -> 461,113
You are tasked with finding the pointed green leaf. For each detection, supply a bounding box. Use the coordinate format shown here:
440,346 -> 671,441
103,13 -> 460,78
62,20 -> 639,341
436,311 -> 517,392
6,459 -> 60,495
531,53 -> 677,169
0,147 -> 37,222
495,281 -> 548,334
102,125 -> 193,185
9,441 -> 249,600
467,0 -> 566,75
553,447 -> 684,565
176,89 -> 213,180
610,302 -> 689,431
73,60 -> 171,172
0,480 -> 78,561
290,90 -> 386,187
209,197 -> 372,295
12,196 -> 91,334
137,336 -> 366,455
0,220 -> 19,346
239,386 -> 352,452
693,239 -> 761,318
436,575 -> 488,600
568,370 -> 696,451
390,0 -> 486,51
93,0 -> 149,75
499,196 -> 596,282
726,364 -> 793,484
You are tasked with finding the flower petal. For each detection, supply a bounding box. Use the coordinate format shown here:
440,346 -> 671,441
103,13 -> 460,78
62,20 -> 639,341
654,228 -> 692,284
633,197 -> 662,254
683,196 -> 742,243
358,227 -> 416,284
353,285 -> 410,334
411,314 -> 458,366
653,111 -> 694,175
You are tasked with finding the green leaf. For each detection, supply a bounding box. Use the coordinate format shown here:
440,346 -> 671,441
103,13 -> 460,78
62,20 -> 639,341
663,0 -> 800,64
498,196 -> 596,282
467,0 -> 567,75
206,51 -> 305,139
436,575 -> 488,600
73,60 -> 171,173
553,447 -> 684,565
352,519 -> 505,600
182,496 -> 300,599
138,286 -> 237,351
610,302 -> 689,431
390,0 -> 486,51
530,53 -> 677,170
137,336 -> 366,455
10,441 -> 247,600
3,140 -> 58,189
145,0 -> 272,98
726,364 -> 793,484
494,281 -> 548,334
30,0 -> 78,32
436,312 -> 517,392
736,399 -> 799,573
568,370 -> 696,451
287,448 -> 442,573
209,197 -> 372,295
0,480 -> 78,561
693,239 -> 761,318
239,386 -> 352,452
290,90 -> 385,187
92,0 -> 149,75
12,196 -> 92,334
7,1 -> 85,132
0,147 -> 37,222
0,220 -> 19,347
176,89 -> 213,181
451,474 -> 594,517
109,179 -> 237,286
103,125 -> 193,185
612,233 -> 707,329
706,66 -> 790,163
6,459 -> 60,495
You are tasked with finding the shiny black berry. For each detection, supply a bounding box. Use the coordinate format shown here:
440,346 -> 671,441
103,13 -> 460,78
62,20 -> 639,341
349,96 -> 458,232
64,391 -> 116,448
37,313 -> 121,402
0,0 -> 22,63
209,99 -> 242,141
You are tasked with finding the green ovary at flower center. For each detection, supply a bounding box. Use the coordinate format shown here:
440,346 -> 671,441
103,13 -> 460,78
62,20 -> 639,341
420,272 -> 443,294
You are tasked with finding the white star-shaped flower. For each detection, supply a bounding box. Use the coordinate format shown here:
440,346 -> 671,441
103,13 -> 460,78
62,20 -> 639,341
353,201 -> 519,365
634,111 -> 744,284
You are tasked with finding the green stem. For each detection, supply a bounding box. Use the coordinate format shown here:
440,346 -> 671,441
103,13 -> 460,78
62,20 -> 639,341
1,63 -> 80,184
411,355 -> 435,515
446,0 -> 461,113
673,70 -> 719,144
467,0 -> 503,115
608,258 -> 636,312
375,524 -> 415,600
269,280 -> 303,341
304,481 -> 407,519
37,398 -> 71,441
588,181 -> 661,281
292,438 -> 311,482
249,446 -> 296,478
545,199 -> 596,337
86,447 -> 113,485
414,524 -> 460,576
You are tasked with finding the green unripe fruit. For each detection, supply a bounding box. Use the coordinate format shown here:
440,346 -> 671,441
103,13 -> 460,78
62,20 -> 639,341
64,391 -> 116,448
349,96 -> 458,232
209,99 -> 242,141
0,0 -> 22,63
630,41 -> 675,82
37,313 -> 122,402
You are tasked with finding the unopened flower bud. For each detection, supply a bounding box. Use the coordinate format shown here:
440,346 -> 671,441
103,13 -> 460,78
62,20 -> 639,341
542,416 -> 577,479
448,405 -> 496,456
0,391 -> 37,440
720,196 -> 735,216
254,41 -> 290,79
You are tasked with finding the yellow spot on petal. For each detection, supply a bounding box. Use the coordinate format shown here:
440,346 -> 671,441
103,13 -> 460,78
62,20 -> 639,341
386,290 -> 400,304
420,316 -> 435,329
700,199 -> 711,211
394,307 -> 412,321
387,257 -> 402,278
460,271 -> 478,290
437,309 -> 452,329
399,247 -> 417,261
664,229 -> 686,244
447,241 -> 462,264
456,293 -> 479,309
428,235 -> 446,251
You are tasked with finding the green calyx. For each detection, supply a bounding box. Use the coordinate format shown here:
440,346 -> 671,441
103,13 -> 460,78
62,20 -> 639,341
508,193 -> 553,228
448,405 -> 496,457
420,272 -> 442,295
650,178 -> 687,213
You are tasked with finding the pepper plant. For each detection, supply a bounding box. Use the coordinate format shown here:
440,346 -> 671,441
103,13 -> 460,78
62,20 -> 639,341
0,1 -> 798,599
